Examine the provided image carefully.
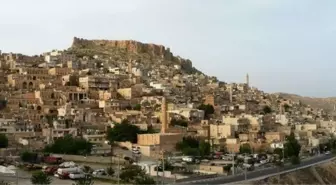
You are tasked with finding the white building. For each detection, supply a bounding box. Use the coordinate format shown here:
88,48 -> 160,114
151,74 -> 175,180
275,114 -> 289,126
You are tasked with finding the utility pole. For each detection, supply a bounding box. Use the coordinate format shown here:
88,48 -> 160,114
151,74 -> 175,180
283,144 -> 285,162
156,154 -> 159,185
244,166 -> 247,180
231,150 -> 235,175
117,154 -> 120,185
283,139 -> 286,163
16,169 -> 18,185
161,151 -> 165,185
277,166 -> 280,183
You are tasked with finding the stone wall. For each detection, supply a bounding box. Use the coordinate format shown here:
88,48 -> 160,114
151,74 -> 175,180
51,154 -> 127,165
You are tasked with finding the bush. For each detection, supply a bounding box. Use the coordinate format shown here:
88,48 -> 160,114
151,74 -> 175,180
21,151 -> 38,163
44,135 -> 92,155
197,104 -> 215,119
106,167 -> 115,176
120,165 -> 145,183
239,143 -> 252,154
290,156 -> 300,165
224,164 -> 232,172
31,171 -> 51,185
107,120 -> 142,143
170,119 -> 188,127
262,106 -> 272,114
0,134 -> 8,148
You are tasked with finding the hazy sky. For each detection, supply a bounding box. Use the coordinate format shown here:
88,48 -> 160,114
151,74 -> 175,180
0,0 -> 335,97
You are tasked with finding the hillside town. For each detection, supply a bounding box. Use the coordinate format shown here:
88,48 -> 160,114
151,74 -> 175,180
0,37 -> 335,184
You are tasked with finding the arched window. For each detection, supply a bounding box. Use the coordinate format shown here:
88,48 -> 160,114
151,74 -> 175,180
28,82 -> 33,89
22,82 -> 27,89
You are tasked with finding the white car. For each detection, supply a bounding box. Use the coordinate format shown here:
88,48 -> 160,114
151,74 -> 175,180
69,172 -> 85,180
92,169 -> 107,176
325,151 -> 331,155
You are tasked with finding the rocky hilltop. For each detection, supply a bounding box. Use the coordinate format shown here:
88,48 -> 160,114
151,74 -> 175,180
70,37 -> 198,74
72,37 -> 173,60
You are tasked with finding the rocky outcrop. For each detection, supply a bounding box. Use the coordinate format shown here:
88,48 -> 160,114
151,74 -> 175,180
71,37 -> 200,74
72,37 -> 173,60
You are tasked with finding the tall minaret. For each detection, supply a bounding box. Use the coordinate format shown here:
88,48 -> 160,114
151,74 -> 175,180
161,97 -> 168,134
246,73 -> 249,87
128,59 -> 132,74
229,85 -> 233,103
280,104 -> 283,114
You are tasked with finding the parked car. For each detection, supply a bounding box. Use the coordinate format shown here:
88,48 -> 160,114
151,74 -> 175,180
43,156 -> 63,165
69,172 -> 86,180
42,166 -> 58,175
55,167 -> 81,179
92,169 -> 107,176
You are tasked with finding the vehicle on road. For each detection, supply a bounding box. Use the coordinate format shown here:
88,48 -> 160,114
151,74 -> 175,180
55,167 -> 82,179
92,169 -> 107,176
43,156 -> 63,165
69,172 -> 86,180
42,166 -> 58,175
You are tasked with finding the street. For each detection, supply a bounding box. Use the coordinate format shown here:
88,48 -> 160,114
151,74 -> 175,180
175,154 -> 335,185
0,169 -> 112,185
0,173 -> 112,185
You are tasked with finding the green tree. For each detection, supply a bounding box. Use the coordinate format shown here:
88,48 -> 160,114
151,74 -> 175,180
0,181 -> 10,185
170,118 -> 188,127
273,148 -> 284,159
0,134 -> 8,148
31,171 -> 52,185
239,143 -> 252,154
182,147 -> 200,156
133,104 -> 141,111
73,174 -> 94,185
120,165 -> 146,183
283,104 -> 290,112
20,151 -> 38,163
144,125 -> 157,134
157,160 -> 174,171
107,120 -> 141,143
284,133 -> 301,158
263,106 -> 272,114
44,135 -> 92,155
290,156 -> 300,165
134,175 -> 155,185
197,104 -> 215,119
176,137 -> 199,151
106,167 -> 115,176
328,138 -> 336,152
199,141 -> 211,157
224,164 -> 232,172
176,137 -> 203,156
82,166 -> 93,174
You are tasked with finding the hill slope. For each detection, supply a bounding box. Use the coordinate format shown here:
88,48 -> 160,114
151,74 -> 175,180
251,159 -> 336,185
275,93 -> 336,112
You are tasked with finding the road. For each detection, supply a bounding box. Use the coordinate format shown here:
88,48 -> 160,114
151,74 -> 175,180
176,154 -> 335,185
0,170 -> 112,185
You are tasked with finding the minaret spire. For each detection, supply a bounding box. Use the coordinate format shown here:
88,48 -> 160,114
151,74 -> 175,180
161,97 -> 168,133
